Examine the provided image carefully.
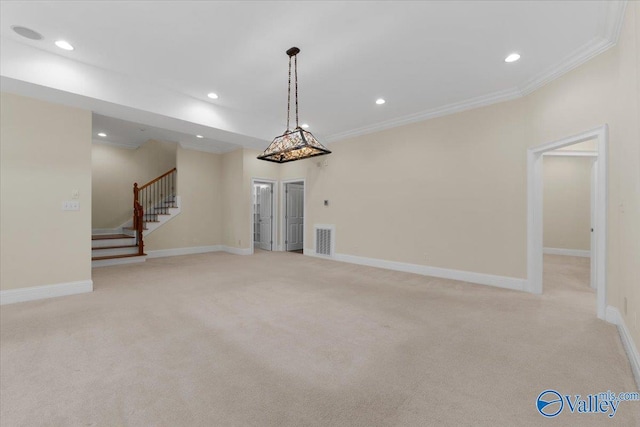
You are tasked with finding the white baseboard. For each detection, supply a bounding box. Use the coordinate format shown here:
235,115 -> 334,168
543,247 -> 590,257
304,250 -> 525,292
222,246 -> 252,256
606,306 -> 640,390
0,280 -> 93,305
100,244 -> 251,263
147,245 -> 222,258
92,256 -> 146,268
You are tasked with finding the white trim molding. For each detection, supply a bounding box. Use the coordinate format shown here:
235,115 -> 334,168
601,0 -> 628,43
519,37 -> 615,96
0,280 -> 93,305
222,246 -> 252,256
146,245 -> 222,258
543,247 -> 591,258
305,250 -> 525,292
527,125 -> 608,320
606,306 -> 640,390
92,255 -> 146,268
543,150 -> 598,157
179,140 -> 234,154
99,244 -> 252,262
325,88 -> 522,143
92,138 -> 139,149
148,245 -> 252,258
91,227 -> 125,235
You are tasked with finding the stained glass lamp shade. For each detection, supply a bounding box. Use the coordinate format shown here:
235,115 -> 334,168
258,46 -> 331,163
257,127 -> 331,163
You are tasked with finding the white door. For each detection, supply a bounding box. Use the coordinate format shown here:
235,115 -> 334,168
590,159 -> 597,289
286,183 -> 304,251
258,185 -> 273,251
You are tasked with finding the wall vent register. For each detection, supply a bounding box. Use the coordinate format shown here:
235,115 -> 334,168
314,225 -> 334,256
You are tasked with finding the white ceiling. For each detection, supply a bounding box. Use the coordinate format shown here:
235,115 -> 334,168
92,113 -> 238,153
0,1 -> 627,152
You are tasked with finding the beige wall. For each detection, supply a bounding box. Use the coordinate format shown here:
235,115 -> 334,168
1,92 -> 92,290
527,2 -> 640,351
221,149 -> 244,248
295,100 -> 530,278
92,140 -> 177,228
145,146 -> 222,250
232,2 -> 639,350
543,156 -> 593,251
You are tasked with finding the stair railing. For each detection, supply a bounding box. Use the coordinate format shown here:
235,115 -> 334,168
133,167 -> 177,254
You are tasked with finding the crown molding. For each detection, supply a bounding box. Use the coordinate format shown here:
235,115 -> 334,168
325,87 -> 523,143
327,0 -> 628,144
91,138 -> 139,149
179,140 -> 237,154
518,37 -> 614,96
508,0 -> 626,96
601,0 -> 628,42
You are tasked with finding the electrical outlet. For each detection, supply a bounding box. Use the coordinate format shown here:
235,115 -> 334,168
71,189 -> 80,199
62,201 -> 80,211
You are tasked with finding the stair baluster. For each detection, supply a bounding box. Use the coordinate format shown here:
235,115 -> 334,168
132,167 -> 177,248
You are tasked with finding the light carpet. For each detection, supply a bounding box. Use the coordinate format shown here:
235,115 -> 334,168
1,252 -> 637,426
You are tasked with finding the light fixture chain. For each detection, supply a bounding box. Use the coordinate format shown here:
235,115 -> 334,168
287,55 -> 292,131
294,54 -> 299,128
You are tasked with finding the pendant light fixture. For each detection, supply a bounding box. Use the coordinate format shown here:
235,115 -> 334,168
258,47 -> 331,163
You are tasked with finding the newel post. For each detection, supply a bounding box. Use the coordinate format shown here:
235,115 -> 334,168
133,183 -> 139,229
133,182 -> 144,255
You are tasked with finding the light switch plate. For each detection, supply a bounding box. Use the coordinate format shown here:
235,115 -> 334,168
62,201 -> 80,211
71,189 -> 80,199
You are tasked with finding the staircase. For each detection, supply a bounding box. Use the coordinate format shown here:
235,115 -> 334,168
92,168 -> 179,267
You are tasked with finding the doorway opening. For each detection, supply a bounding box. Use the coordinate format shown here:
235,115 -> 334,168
541,140 -> 598,313
282,180 -> 305,254
527,125 -> 608,319
252,180 -> 276,252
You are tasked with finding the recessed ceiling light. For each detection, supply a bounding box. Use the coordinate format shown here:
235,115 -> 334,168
196,135 -> 204,138
207,92 -> 219,99
55,40 -> 74,51
504,53 -> 521,63
376,98 -> 386,105
12,26 -> 43,40
97,132 -> 107,137
301,123 -> 309,128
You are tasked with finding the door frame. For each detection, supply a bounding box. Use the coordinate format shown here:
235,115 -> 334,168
526,125 -> 608,319
280,179 -> 306,252
250,178 -> 277,255
590,158 -> 598,290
